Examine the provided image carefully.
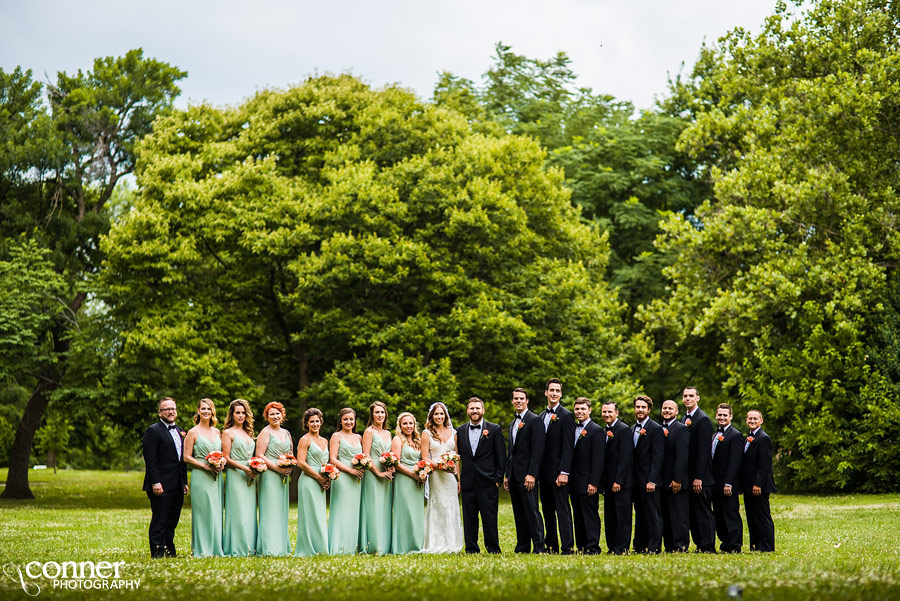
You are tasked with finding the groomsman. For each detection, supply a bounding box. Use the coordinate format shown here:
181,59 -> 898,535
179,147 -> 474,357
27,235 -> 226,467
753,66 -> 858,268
538,378 -> 576,554
711,403 -> 743,553
142,397 -> 188,558
680,386 -> 716,552
660,399 -> 690,552
504,387 -> 546,553
570,398 -> 604,554
457,396 -> 507,554
631,395 -> 664,554
601,401 -> 633,554
741,409 -> 776,552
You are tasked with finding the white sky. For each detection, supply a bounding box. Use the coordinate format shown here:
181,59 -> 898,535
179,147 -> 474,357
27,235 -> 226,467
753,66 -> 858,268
1,0 -> 775,110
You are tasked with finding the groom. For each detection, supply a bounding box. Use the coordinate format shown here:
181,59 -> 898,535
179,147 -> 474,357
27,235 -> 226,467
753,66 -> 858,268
142,397 -> 188,558
457,396 -> 507,553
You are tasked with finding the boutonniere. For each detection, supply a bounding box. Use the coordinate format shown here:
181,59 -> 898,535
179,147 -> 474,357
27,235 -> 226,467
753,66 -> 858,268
639,428 -> 646,436
747,436 -> 755,443
606,430 -> 614,439
517,422 -> 525,430
716,434 -> 724,442
685,418 -> 692,426
579,429 -> 588,438
179,431 -> 186,439
481,429 -> 490,439
663,428 -> 669,438
550,414 -> 558,422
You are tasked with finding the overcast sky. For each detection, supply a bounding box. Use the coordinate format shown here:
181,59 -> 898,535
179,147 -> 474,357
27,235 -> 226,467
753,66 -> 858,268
2,1 -> 775,111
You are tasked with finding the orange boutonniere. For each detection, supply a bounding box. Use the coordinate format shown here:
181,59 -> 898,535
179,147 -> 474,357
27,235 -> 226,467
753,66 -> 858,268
179,430 -> 185,439
747,436 -> 755,443
550,414 -> 558,422
685,418 -> 692,426
481,429 -> 490,439
663,428 -> 669,438
716,434 -> 724,442
580,429 -> 588,438
606,430 -> 614,439
639,428 -> 646,436
517,422 -> 525,430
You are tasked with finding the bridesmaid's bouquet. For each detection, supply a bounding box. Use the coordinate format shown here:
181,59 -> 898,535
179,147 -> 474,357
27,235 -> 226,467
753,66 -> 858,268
248,456 -> 267,486
277,453 -> 297,484
320,463 -> 339,481
380,451 -> 399,470
414,459 -> 433,486
437,451 -> 460,473
351,453 -> 372,482
204,451 -> 227,480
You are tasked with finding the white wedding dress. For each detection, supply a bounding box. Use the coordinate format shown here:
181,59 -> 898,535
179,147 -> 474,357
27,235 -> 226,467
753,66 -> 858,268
422,431 -> 464,553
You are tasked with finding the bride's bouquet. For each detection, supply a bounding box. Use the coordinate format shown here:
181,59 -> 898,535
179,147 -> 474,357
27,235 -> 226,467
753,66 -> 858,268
277,453 -> 297,484
414,459 -> 433,486
204,451 -> 226,480
380,451 -> 399,470
351,453 -> 372,482
436,451 -> 459,473
248,456 -> 267,486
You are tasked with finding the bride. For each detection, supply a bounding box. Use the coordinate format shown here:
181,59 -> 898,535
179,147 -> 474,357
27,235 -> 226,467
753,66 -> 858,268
420,402 -> 464,553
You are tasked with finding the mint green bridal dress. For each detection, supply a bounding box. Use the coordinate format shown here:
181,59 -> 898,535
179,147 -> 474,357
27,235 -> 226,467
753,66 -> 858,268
223,436 -> 257,556
391,442 -> 424,554
328,438 -> 362,554
256,430 -> 291,556
190,434 -> 224,557
294,440 -> 329,557
359,432 -> 392,554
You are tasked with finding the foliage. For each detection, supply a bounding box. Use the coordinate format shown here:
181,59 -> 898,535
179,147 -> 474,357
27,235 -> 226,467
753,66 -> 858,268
1,469 -> 900,600
99,75 -> 640,430
641,0 -> 900,490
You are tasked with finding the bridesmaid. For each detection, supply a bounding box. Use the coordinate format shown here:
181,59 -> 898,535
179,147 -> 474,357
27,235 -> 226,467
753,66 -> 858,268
359,401 -> 394,554
391,412 -> 425,554
294,408 -> 331,557
256,402 -> 293,556
328,407 -> 364,554
183,398 -> 224,557
221,399 -> 257,557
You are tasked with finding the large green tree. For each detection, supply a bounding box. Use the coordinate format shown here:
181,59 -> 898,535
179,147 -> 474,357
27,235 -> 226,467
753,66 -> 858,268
642,0 -> 900,490
0,51 -> 185,498
100,75 -> 641,427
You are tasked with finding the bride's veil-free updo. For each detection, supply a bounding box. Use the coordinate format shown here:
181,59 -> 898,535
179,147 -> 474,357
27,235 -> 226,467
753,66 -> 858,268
425,402 -> 453,439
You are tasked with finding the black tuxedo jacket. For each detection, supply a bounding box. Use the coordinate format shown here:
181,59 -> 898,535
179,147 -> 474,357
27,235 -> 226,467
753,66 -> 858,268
681,408 -> 714,485
711,425 -> 743,493
661,419 -> 690,486
457,421 -> 507,490
570,419 -> 604,494
142,420 -> 187,493
632,418 -> 664,485
539,404 -> 575,480
506,410 -> 545,483
740,428 -> 777,494
602,419 -> 633,490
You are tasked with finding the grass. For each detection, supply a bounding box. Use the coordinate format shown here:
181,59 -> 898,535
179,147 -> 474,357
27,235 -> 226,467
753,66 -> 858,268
1,469 -> 899,600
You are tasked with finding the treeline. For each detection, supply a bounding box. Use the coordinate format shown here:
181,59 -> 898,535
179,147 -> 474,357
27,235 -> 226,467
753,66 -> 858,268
2,0 -> 898,496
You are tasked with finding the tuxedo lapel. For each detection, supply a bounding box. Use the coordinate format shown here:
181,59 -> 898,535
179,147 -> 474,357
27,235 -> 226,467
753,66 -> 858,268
158,421 -> 180,459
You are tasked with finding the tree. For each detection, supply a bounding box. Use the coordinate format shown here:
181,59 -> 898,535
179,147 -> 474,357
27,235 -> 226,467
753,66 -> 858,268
641,0 -> 900,490
0,50 -> 186,498
99,75 -> 642,428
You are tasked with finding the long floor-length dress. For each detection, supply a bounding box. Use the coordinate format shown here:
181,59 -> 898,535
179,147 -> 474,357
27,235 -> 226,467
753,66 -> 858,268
359,432 -> 393,554
223,436 -> 257,556
391,442 -> 425,554
294,440 -> 329,556
422,432 -> 464,553
191,434 -> 224,557
328,437 -> 363,555
256,430 -> 291,556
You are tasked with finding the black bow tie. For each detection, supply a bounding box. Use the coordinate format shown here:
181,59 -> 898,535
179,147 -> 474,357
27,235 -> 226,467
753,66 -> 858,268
717,427 -> 725,433
167,425 -> 176,431
470,424 -> 481,430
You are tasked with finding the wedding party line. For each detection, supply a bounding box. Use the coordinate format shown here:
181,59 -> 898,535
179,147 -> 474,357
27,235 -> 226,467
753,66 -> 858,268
142,380 -> 776,558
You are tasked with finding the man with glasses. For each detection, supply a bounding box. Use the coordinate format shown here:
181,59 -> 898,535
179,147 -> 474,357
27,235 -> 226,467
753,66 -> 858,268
142,397 -> 188,557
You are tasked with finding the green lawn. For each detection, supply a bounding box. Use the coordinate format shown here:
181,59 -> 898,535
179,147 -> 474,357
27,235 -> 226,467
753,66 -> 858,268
1,469 -> 899,600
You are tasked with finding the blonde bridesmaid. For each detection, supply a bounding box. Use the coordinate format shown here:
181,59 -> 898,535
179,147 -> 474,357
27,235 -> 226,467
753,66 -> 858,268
183,398 -> 224,557
222,399 -> 257,556
256,402 -> 292,556
391,412 -> 425,554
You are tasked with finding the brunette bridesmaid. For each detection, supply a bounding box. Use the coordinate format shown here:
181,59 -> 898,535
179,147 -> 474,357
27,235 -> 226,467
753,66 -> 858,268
359,401 -> 394,554
294,408 -> 331,557
328,407 -> 364,554
183,398 -> 224,557
256,402 -> 292,556
222,399 -> 257,556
